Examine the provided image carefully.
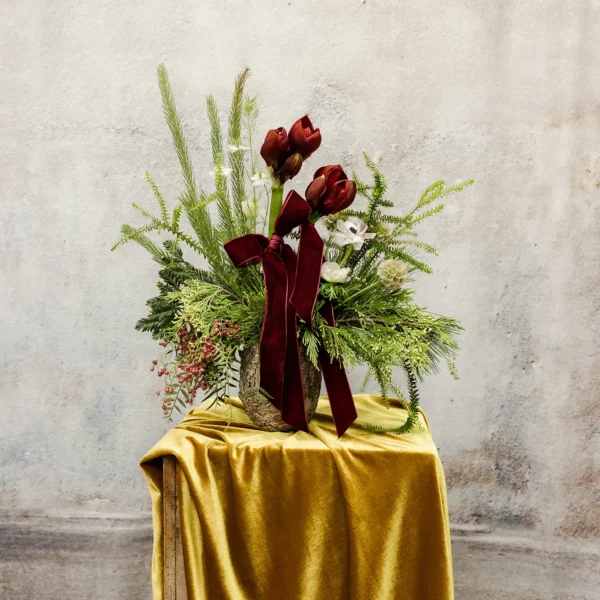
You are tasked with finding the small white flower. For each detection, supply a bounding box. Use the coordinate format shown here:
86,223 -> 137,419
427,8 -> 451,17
250,172 -> 269,187
209,166 -> 233,178
228,144 -> 249,153
332,217 -> 377,250
241,199 -> 257,217
321,262 -> 350,283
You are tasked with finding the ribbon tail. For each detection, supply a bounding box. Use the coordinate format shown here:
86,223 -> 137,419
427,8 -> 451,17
259,250 -> 289,408
319,303 -> 357,437
320,353 -> 357,438
290,222 -> 324,327
280,246 -> 309,432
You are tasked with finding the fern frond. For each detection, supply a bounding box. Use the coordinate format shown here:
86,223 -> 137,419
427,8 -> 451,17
386,248 -> 433,274
111,224 -> 166,261
392,239 -> 438,255
146,172 -> 169,222
409,204 -> 444,226
132,203 -> 160,222
171,204 -> 183,230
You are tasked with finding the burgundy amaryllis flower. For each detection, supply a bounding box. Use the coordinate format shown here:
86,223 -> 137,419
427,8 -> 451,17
288,116 -> 322,159
305,165 -> 357,215
260,115 -> 321,184
260,127 -> 290,170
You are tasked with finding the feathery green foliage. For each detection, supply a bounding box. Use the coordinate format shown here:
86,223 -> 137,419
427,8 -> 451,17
316,154 -> 470,411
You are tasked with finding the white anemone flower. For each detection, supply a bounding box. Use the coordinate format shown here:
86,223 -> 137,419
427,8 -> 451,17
209,166 -> 233,178
332,217 -> 377,250
250,171 -> 269,187
228,144 -> 249,153
321,262 -> 350,283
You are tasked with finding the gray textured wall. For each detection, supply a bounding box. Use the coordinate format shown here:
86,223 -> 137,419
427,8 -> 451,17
1,0 -> 599,598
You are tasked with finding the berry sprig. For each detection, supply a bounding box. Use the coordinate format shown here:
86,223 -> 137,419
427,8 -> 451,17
151,320 -> 241,420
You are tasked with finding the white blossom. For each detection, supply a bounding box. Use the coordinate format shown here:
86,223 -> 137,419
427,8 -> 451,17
332,217 -> 377,250
250,171 -> 269,187
228,144 -> 249,153
321,262 -> 350,283
209,166 -> 233,178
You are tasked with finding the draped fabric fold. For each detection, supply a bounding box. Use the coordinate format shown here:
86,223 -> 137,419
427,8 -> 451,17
140,395 -> 455,600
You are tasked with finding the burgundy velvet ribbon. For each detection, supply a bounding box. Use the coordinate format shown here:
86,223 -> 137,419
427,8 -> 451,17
318,303 -> 358,437
225,190 -> 358,437
224,191 -> 323,432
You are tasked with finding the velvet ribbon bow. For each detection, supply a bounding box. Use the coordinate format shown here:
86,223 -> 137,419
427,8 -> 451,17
224,190 -> 357,437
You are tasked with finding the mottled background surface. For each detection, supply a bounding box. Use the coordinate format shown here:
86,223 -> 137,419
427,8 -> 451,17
1,0 -> 599,598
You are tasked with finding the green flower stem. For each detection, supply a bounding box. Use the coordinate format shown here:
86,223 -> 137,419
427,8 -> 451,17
339,245 -> 353,267
268,185 -> 284,237
345,280 -> 379,303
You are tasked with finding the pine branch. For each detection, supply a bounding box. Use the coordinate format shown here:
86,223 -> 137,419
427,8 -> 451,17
391,239 -> 438,255
111,224 -> 167,262
228,68 -> 251,233
385,248 -> 433,274
206,95 -> 224,167
157,64 -> 198,205
362,361 -> 422,435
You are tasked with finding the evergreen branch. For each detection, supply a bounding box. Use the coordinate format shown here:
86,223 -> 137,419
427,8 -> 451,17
228,68 -> 250,145
206,95 -> 224,166
392,239 -> 438,255
157,64 -> 198,204
111,224 -> 167,261
146,172 -> 169,223
159,222 -> 204,255
172,204 -> 183,230
131,203 -> 161,223
409,204 -> 444,226
385,248 -> 433,274
362,361 -> 422,435
228,68 -> 251,235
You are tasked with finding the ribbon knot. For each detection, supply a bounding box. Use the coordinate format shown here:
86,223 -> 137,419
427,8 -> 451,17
268,234 -> 283,251
225,190 -> 357,437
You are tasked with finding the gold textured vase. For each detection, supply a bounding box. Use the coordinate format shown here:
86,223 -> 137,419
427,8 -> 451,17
238,345 -> 322,432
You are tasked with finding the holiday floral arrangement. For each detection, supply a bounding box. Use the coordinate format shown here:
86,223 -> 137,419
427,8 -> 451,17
113,67 -> 472,437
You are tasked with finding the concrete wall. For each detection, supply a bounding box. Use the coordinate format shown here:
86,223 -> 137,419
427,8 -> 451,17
1,0 -> 599,597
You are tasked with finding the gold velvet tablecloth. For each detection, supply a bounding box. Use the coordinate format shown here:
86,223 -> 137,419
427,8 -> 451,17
140,395 -> 453,600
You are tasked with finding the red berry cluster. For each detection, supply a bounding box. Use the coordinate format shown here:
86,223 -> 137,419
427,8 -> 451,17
151,320 -> 241,418
210,319 -> 241,340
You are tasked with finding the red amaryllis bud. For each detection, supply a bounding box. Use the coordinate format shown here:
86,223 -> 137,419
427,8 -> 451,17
260,127 -> 290,170
305,165 -> 357,215
289,115 -> 321,159
276,152 -> 303,183
305,174 -> 327,209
